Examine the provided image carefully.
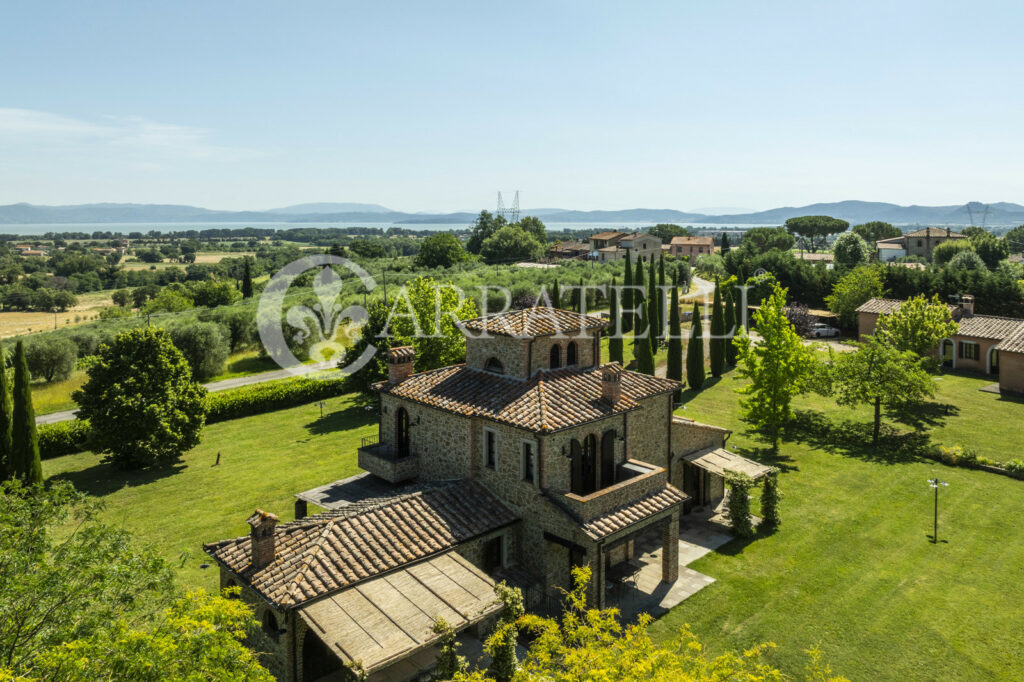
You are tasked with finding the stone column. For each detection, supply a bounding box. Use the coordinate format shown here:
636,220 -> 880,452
661,514 -> 679,583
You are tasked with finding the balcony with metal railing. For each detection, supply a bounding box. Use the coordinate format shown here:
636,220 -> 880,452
357,435 -> 419,483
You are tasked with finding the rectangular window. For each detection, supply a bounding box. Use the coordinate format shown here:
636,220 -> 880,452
521,440 -> 536,484
958,341 -> 980,360
483,428 -> 497,469
917,240 -> 923,247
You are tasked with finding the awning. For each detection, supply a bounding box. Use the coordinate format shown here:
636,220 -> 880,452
683,447 -> 772,480
298,551 -> 501,674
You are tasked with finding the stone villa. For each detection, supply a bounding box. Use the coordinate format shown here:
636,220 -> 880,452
875,226 -> 967,262
204,307 -> 763,681
588,231 -> 662,263
857,295 -> 1024,394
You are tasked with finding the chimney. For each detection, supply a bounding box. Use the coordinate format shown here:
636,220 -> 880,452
601,363 -> 623,405
247,509 -> 280,570
961,295 -> 974,317
387,346 -> 415,384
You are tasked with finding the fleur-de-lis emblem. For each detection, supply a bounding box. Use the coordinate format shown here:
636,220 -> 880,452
285,267 -> 364,363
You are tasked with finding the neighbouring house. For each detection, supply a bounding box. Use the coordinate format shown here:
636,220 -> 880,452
18,249 -> 48,257
794,251 -> 835,265
875,227 -> 967,262
547,240 -> 589,260
588,230 -> 629,251
205,307 -> 754,681
666,236 -> 715,260
857,296 -> 1024,394
589,231 -> 662,263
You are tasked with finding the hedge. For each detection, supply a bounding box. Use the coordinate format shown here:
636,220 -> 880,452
39,419 -> 90,460
206,376 -> 349,423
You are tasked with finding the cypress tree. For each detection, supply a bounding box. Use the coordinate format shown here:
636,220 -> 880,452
0,341 -> 12,480
633,259 -> 645,338
657,254 -> 666,343
725,288 -> 738,365
622,250 -> 633,333
608,278 -> 623,365
710,281 -> 726,377
647,258 -> 658,354
552,279 -> 560,308
667,284 -> 683,401
686,303 -> 705,390
635,304 -> 655,375
721,233 -> 731,254
11,341 -> 41,483
241,258 -> 254,299
578,276 -> 585,312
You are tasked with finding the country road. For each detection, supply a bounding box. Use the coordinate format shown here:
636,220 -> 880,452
35,360 -> 336,426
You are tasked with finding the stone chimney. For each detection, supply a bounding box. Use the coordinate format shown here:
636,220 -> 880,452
247,509 -> 280,570
961,294 -> 975,317
601,363 -> 623,405
387,346 -> 416,384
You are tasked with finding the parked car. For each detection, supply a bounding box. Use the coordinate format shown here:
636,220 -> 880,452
809,323 -> 840,338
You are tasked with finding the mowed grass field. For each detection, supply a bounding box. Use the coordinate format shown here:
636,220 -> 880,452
650,368 -> 1024,680
0,290 -> 115,338
38,358 -> 1024,679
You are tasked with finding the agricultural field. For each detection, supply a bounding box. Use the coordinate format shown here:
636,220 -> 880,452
0,290 -> 115,338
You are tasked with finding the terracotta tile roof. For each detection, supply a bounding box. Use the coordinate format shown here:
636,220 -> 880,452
590,230 -> 628,241
203,480 -> 518,609
375,363 -> 680,433
905,227 -> 966,238
856,298 -> 958,315
669,236 -> 714,246
957,315 -> 1024,341
995,327 -> 1024,354
581,485 -> 687,539
460,307 -> 609,338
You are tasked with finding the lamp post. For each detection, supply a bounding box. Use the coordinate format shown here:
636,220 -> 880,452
928,476 -> 948,543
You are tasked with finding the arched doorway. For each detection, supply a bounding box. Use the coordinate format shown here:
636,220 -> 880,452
939,339 -> 955,369
550,344 -> 562,369
581,435 -> 597,495
570,439 -> 583,495
600,430 -> 616,489
988,347 -> 999,375
566,341 -> 578,366
395,408 -> 410,458
302,631 -> 341,681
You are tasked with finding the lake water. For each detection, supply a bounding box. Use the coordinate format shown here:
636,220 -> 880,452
0,221 -> 775,237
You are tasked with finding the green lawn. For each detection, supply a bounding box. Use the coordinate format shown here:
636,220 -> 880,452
650,368 -> 1024,680
42,394 -> 375,593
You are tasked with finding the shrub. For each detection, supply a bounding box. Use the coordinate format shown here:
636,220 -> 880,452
759,468 -> 782,532
38,419 -> 90,459
170,322 -> 230,381
66,329 -> 101,357
206,377 -> 348,423
1004,459 -> 1024,478
946,250 -> 987,272
935,445 -> 978,468
832,231 -> 871,269
725,472 -> 755,538
24,337 -> 77,383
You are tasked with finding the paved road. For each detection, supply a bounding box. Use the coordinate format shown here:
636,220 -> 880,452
35,360 -> 336,426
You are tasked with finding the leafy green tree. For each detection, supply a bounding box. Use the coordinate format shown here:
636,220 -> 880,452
634,305 -> 655,375
829,335 -> 935,445
647,223 -> 692,243
622,250 -> 633,332
515,215 -> 547,242
415,233 -> 468,269
825,265 -> 885,327
686,303 -> 705,390
971,233 -> 1009,268
144,288 -> 194,314
608,278 -> 623,365
709,281 -> 725,377
785,215 -> 850,252
667,284 -> 683,400
832,231 -> 871,269
852,221 -> 901,244
10,342 -> 41,484
111,288 -> 132,307
734,283 -> 814,452
479,225 -> 543,264
1004,224 -> 1024,252
170,322 -> 230,380
241,257 -> 254,298
875,294 -> 959,363
74,327 -> 207,469
23,338 -> 77,383
724,288 -> 737,365
190,279 -> 242,308
932,239 -> 974,265
0,343 -> 10,480
466,210 -> 507,254
947,249 -> 987,272
739,226 -> 795,253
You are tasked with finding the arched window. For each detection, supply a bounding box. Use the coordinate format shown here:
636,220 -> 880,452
582,435 -> 597,495
600,430 -> 616,488
485,357 -> 504,374
570,439 -> 583,495
262,610 -> 280,642
566,341 -> 578,366
395,408 -> 410,457
549,344 -> 562,369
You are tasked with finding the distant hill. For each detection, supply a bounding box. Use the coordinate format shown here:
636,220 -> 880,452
1,200 -> 1022,226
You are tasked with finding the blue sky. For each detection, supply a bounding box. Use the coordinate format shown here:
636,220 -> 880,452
2,1 -> 1022,212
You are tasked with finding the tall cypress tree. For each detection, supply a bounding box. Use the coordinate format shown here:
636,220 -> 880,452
0,341 -> 12,480
635,304 -> 655,375
657,254 -> 666,343
667,284 -> 683,401
647,258 -> 658,354
552,279 -> 560,308
721,233 -> 731,254
633,258 -> 645,338
11,341 -> 41,483
710,281 -> 726,377
622,250 -> 633,333
608,278 -> 623,365
578,276 -> 585,312
724,288 -> 738,366
241,258 -> 254,299
686,303 -> 705,390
